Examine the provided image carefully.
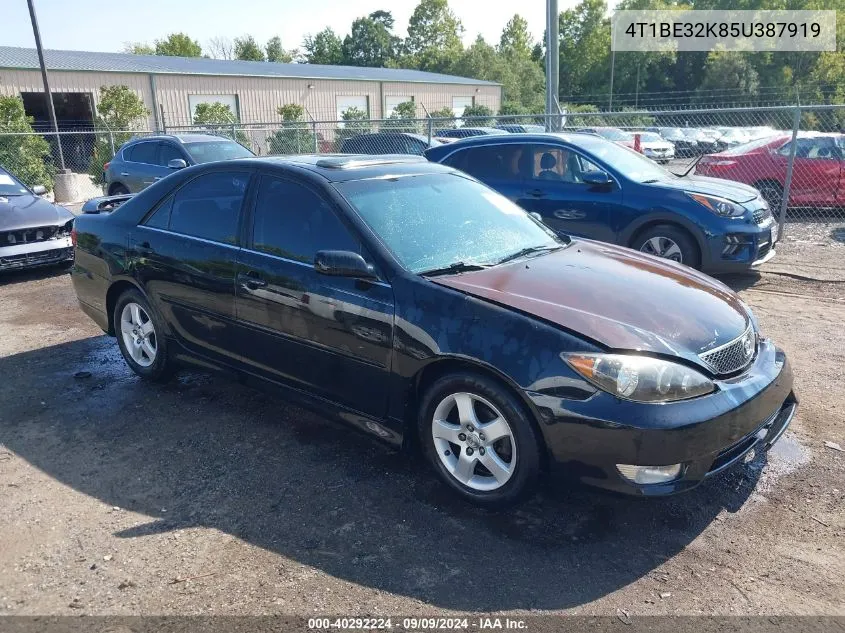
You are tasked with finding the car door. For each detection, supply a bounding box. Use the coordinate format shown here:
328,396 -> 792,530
131,169 -> 252,366
158,141 -> 191,171
516,143 -> 619,242
441,143 -> 527,203
234,173 -> 395,418
783,137 -> 841,206
122,141 -> 165,192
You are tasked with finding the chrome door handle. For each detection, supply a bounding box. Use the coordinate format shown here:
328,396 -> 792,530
553,209 -> 586,220
238,272 -> 267,290
120,172 -> 130,176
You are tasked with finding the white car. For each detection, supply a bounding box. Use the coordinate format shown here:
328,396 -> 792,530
635,132 -> 675,164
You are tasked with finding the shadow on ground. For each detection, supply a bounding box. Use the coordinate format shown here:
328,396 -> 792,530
0,264 -> 71,287
0,336 -> 766,611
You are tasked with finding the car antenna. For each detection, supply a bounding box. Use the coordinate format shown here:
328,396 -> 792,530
674,155 -> 704,178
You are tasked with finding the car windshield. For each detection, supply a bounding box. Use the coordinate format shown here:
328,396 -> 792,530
0,168 -> 29,196
598,128 -> 633,141
336,173 -> 562,274
720,135 -> 786,155
568,136 -> 670,183
183,140 -> 254,163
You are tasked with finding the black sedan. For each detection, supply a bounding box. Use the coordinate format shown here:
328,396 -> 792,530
0,166 -> 75,272
70,155 -> 796,507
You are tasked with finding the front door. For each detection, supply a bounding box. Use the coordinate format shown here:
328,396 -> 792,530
516,144 -> 619,242
234,174 -> 394,418
131,169 -> 252,366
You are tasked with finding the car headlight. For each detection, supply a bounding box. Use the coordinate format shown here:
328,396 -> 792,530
563,353 -> 715,402
686,192 -> 746,218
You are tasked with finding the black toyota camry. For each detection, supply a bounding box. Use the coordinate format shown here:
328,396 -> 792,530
70,155 -> 796,507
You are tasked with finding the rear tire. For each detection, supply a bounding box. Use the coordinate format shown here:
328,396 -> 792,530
418,372 -> 542,508
632,224 -> 700,269
113,289 -> 174,382
109,183 -> 130,196
755,181 -> 784,213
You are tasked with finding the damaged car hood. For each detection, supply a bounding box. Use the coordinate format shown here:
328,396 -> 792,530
0,195 -> 74,231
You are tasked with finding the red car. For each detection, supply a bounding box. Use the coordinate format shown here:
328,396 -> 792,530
696,132 -> 845,209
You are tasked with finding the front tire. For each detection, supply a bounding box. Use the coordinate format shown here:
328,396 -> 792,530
756,181 -> 784,213
418,372 -> 542,508
114,289 -> 174,382
632,224 -> 700,269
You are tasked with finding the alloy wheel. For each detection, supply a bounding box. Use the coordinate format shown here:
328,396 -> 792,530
431,392 -> 517,491
120,302 -> 157,368
640,236 -> 683,263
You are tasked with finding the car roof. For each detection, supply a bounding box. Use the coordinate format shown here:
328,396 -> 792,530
210,154 -> 456,183
127,133 -> 233,145
425,132 -> 614,150
344,132 -> 429,142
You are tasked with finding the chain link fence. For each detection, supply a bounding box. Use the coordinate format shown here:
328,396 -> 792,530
1,106 -> 842,247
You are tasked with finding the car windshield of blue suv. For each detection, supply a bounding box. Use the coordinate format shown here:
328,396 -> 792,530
573,135 -> 671,183
337,173 -> 563,274
0,169 -> 29,196
183,141 -> 254,163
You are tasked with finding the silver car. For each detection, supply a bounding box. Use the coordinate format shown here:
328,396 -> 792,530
104,134 -> 254,195
0,166 -> 75,272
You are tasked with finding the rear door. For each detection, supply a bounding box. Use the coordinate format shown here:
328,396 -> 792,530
234,174 -> 394,417
441,143 -> 527,203
132,169 -> 252,366
785,137 -> 841,206
122,141 -> 164,192
516,143 -> 619,242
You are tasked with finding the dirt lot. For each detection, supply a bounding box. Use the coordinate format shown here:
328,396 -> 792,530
0,240 -> 843,618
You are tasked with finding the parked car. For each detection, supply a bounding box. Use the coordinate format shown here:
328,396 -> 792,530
579,127 -> 635,149
435,127 -> 508,140
714,127 -> 751,150
339,132 -> 440,156
105,134 -> 255,195
70,154 -> 796,507
496,124 -> 546,134
425,133 -> 777,272
650,127 -> 698,157
632,131 -> 675,163
0,166 -> 75,272
681,128 -> 718,155
696,132 -> 845,210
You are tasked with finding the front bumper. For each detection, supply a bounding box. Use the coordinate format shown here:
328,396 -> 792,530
703,221 -> 777,273
0,237 -> 73,271
527,339 -> 796,495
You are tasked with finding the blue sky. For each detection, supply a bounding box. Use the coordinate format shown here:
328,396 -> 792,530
7,0 -> 553,55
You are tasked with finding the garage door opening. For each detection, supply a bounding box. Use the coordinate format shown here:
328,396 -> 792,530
20,92 -> 95,171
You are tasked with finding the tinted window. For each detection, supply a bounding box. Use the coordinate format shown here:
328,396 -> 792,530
252,176 -> 358,262
529,145 -> 601,183
169,171 -> 248,244
784,137 -> 841,159
0,167 -> 28,196
144,196 -> 172,229
158,143 -> 184,166
127,142 -> 158,164
183,140 -> 254,164
446,145 -> 525,181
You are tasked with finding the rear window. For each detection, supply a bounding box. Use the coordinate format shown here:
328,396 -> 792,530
183,140 -> 254,164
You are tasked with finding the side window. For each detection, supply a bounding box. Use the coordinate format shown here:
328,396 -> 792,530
144,196 -> 173,229
251,176 -> 359,263
158,143 -> 184,166
127,142 -> 158,165
448,145 -> 525,181
169,171 -> 248,244
529,145 -> 598,184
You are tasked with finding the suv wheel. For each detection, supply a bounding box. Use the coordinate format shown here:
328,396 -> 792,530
109,183 -> 129,196
632,225 -> 700,268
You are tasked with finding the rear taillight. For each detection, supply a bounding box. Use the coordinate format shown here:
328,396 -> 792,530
103,162 -> 110,171
71,228 -> 77,247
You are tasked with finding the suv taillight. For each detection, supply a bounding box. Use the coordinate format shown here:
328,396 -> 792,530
71,228 -> 77,247
103,162 -> 110,171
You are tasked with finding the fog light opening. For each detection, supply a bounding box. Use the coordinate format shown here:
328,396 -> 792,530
616,463 -> 682,485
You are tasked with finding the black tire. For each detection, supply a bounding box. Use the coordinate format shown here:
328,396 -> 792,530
113,289 -> 174,382
418,372 -> 543,508
755,181 -> 784,213
109,183 -> 130,196
631,224 -> 700,269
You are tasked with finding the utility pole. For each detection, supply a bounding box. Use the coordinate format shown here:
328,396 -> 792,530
609,49 -> 616,111
26,0 -> 65,171
634,61 -> 641,109
545,0 -> 560,131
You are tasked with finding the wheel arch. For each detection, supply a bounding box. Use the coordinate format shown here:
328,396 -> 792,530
105,278 -> 145,336
627,219 -> 703,266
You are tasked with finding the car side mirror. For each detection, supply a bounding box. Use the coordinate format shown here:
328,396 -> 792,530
167,159 -> 187,170
32,184 -> 47,195
582,170 -> 612,186
314,250 -> 376,279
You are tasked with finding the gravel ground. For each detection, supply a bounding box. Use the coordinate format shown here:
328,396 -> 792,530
0,247 -> 843,618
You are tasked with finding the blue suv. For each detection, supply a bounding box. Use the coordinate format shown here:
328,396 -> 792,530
425,133 -> 777,273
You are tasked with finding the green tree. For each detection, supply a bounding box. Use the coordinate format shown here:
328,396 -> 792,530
193,102 -> 250,147
265,36 -> 293,63
342,11 -> 401,67
88,86 -> 149,186
336,106 -> 372,145
154,33 -> 202,57
557,0 -> 611,101
428,106 -> 457,132
461,104 -> 493,126
405,0 -> 464,72
124,42 -> 155,55
695,50 -> 760,106
234,35 -> 265,61
0,96 -> 54,190
383,100 -> 419,132
303,28 -> 344,65
267,103 -> 316,154
499,14 -> 533,58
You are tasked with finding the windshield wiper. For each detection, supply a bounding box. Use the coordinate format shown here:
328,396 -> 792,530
495,244 -> 563,265
419,261 -> 490,277
673,155 -> 704,178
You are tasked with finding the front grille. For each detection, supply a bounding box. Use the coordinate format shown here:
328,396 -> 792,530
0,247 -> 73,270
752,206 -> 772,225
1,225 -> 66,245
699,325 -> 756,375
